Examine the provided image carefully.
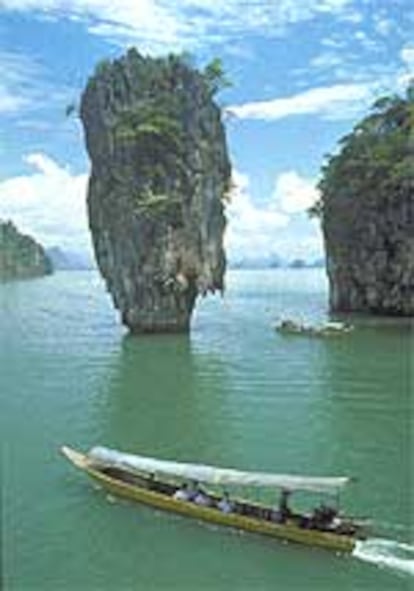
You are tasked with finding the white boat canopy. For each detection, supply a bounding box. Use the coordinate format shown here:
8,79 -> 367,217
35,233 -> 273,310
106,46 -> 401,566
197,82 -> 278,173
88,446 -> 351,495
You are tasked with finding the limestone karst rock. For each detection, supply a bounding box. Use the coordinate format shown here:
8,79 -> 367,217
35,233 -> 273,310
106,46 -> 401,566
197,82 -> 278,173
80,50 -> 231,332
316,86 -> 414,316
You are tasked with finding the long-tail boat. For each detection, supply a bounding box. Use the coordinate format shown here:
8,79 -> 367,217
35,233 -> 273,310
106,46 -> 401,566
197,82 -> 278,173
276,319 -> 354,337
61,445 -> 366,553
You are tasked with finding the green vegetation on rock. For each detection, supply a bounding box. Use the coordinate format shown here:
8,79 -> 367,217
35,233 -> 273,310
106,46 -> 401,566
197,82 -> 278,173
0,221 -> 53,281
202,57 -> 232,95
313,81 -> 414,315
313,81 -> 414,218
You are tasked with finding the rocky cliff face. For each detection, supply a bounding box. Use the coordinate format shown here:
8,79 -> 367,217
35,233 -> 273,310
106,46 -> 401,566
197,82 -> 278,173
323,194 -> 413,315
0,221 -> 53,281
318,87 -> 414,316
81,49 -> 231,333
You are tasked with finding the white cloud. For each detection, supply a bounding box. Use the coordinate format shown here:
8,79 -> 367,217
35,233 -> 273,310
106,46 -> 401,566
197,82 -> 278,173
2,0 -> 354,50
338,8 -> 363,24
401,45 -> 414,71
353,30 -> 381,52
0,158 -> 322,263
0,91 -> 28,114
228,83 -> 373,121
305,43 -> 395,87
225,169 -> 322,262
225,170 -> 288,261
0,50 -> 77,116
273,171 -> 319,214
310,51 -> 345,71
303,7 -> 411,93
397,45 -> 414,89
0,153 -> 91,254
0,51 -> 39,114
374,16 -> 393,37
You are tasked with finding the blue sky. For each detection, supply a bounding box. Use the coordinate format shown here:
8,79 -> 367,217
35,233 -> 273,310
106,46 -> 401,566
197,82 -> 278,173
0,0 -> 413,263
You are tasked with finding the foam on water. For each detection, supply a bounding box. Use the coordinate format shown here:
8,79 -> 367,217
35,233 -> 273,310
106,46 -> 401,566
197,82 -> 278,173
353,538 -> 414,576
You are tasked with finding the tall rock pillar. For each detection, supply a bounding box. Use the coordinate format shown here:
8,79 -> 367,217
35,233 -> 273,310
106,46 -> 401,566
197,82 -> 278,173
80,50 -> 231,332
318,87 -> 414,316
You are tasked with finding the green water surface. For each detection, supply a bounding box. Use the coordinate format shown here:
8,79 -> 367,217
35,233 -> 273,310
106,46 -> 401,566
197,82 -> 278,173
1,269 -> 412,590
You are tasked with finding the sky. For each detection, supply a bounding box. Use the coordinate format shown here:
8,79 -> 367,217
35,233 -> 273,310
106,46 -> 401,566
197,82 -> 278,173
0,0 -> 413,264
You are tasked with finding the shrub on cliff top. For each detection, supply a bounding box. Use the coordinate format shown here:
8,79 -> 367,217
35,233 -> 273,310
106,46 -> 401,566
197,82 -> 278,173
311,80 -> 414,218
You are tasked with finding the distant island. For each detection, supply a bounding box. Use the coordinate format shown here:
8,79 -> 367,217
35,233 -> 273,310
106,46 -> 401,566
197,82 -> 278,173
46,246 -> 95,271
288,258 -> 325,269
0,220 -> 53,281
228,257 -> 325,270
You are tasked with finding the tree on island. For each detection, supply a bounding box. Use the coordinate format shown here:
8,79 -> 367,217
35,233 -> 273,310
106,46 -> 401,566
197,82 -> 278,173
0,220 -> 53,281
310,80 -> 414,219
310,80 -> 414,315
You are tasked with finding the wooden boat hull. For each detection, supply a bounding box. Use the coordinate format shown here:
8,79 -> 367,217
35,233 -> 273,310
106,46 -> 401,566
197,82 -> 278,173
61,446 -> 357,553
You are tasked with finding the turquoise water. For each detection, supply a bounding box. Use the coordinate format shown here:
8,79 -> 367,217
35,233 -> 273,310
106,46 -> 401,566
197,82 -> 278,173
2,269 -> 413,590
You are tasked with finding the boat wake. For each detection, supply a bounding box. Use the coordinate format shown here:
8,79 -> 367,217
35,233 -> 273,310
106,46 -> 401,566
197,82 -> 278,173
353,538 -> 414,576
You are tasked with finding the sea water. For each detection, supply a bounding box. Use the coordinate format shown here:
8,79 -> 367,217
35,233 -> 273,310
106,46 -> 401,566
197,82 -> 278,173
2,269 -> 413,590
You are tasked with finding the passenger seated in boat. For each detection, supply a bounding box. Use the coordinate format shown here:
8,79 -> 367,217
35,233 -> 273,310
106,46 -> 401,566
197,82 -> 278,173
188,480 -> 199,501
172,483 -> 192,501
217,491 -> 234,514
311,503 -> 337,529
270,509 -> 284,523
278,489 -> 292,522
147,473 -> 155,490
193,488 -> 213,507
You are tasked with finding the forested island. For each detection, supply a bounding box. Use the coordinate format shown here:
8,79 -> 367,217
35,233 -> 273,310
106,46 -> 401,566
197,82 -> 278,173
0,221 -> 52,281
313,83 -> 414,316
81,49 -> 231,333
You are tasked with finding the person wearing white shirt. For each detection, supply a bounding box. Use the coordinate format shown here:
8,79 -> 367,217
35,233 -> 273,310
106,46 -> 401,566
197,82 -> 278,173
193,488 -> 213,507
217,491 -> 234,514
173,484 -> 191,501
